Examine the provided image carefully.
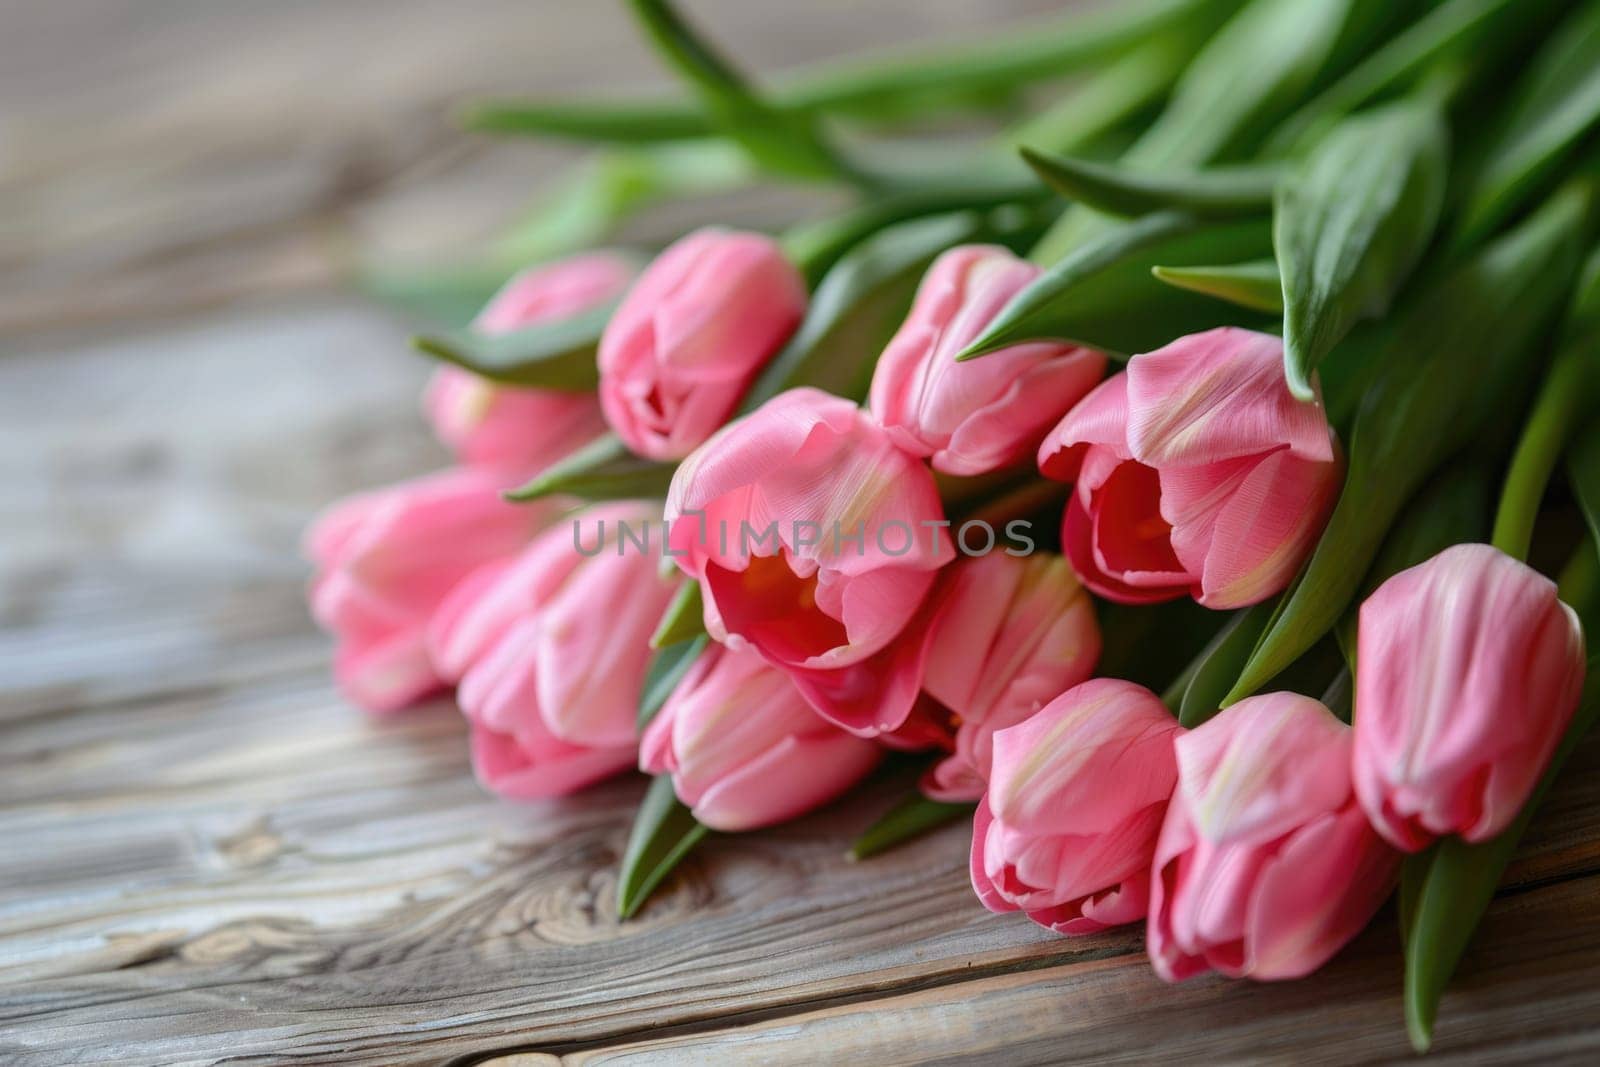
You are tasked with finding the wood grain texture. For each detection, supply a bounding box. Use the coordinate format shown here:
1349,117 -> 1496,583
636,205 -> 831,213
534,874 -> 1600,1066
4,2 -> 1600,1064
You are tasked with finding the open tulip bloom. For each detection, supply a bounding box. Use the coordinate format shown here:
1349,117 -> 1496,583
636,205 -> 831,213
307,0 -> 1600,1051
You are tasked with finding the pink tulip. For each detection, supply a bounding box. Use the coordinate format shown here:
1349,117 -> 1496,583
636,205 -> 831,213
599,228 -> 807,460
869,245 -> 1105,476
640,644 -> 881,831
424,253 -> 632,472
1353,543 -> 1586,850
665,387 -> 954,736
451,503 -> 679,798
305,468 -> 548,713
1038,327 -> 1341,609
971,679 -> 1182,935
1148,693 -> 1400,982
919,553 -> 1101,801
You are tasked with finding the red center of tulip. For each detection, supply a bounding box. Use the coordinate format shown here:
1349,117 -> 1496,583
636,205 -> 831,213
1093,462 -> 1182,576
706,553 -> 848,664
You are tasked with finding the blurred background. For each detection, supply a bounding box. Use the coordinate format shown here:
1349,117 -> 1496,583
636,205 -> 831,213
0,1 -> 1058,707
2,0 -> 1060,332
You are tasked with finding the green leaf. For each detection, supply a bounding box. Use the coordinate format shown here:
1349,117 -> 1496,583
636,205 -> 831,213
410,302 -> 614,389
1131,0 -> 1387,167
849,791 -> 974,861
638,634 -> 709,732
494,148 -> 750,267
1177,602 -> 1275,727
1336,463 -> 1491,660
1270,0 -> 1526,153
1404,661 -> 1600,1051
465,0 -> 1219,142
625,0 -> 852,181
1021,148 -> 1280,218
460,99 -> 713,142
1225,180 -> 1595,705
1152,259 -> 1283,312
504,434 -> 675,503
779,177 -> 1047,288
960,212 -> 1274,360
1491,341 -> 1599,560
618,775 -> 709,919
650,580 -> 706,649
782,0 -> 1223,120
1565,422 -> 1600,629
1276,98 -> 1449,400
1455,3 -> 1600,248
1003,33 -> 1194,158
1571,420 -> 1600,553
1029,0 -> 1390,264
360,262 -> 518,332
750,210 -> 1009,407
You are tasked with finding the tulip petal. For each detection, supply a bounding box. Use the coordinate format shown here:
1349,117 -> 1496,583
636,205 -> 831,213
1125,327 -> 1334,466
1038,373 -> 1132,481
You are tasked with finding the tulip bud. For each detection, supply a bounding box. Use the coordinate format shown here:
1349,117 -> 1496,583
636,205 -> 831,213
869,245 -> 1105,476
1148,693 -> 1399,982
666,388 -> 954,736
305,468 -> 548,713
1353,543 -> 1587,850
972,679 -> 1181,935
599,228 -> 807,460
424,253 -> 631,472
451,503 -> 680,798
919,553 -> 1101,801
640,644 -> 881,831
1038,327 -> 1341,609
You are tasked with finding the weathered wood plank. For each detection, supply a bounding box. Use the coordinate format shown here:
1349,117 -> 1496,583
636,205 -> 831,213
534,873 -> 1600,1066
3,299 -> 1600,1065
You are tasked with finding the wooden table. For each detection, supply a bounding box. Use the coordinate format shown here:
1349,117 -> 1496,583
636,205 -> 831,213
5,3 -> 1600,1063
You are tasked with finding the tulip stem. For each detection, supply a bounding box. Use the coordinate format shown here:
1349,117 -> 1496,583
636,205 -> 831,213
1491,345 -> 1593,561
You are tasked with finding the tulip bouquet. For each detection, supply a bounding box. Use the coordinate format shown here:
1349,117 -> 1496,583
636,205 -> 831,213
314,0 -> 1600,1051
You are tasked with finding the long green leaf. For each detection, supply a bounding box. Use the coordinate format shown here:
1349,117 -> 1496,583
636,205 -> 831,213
465,0 -> 1223,142
1276,98 -> 1449,400
1021,148 -> 1280,218
959,212 -> 1274,360
1404,661 -> 1600,1051
1491,343 -> 1600,559
1030,0 -> 1388,264
618,776 -> 709,919
504,434 -> 675,503
638,634 -> 709,732
494,149 -> 750,267
1129,0 -> 1387,167
1455,2 -> 1600,248
650,580 -> 707,648
1003,34 -> 1195,158
1177,603 -> 1275,727
461,99 -> 713,142
1269,0 -> 1527,152
625,0 -> 852,181
750,210 -> 1009,406
1151,259 -> 1283,312
1336,463 -> 1491,660
1225,180 -> 1594,704
410,302 -> 614,389
779,178 -> 1046,288
1572,421 -> 1600,552
849,791 -> 974,860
